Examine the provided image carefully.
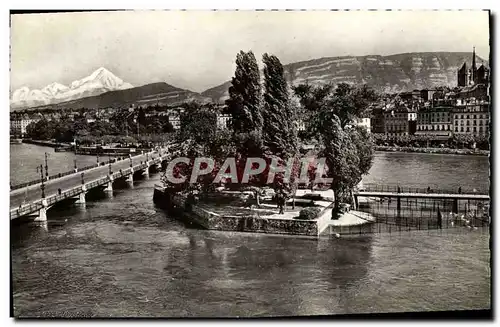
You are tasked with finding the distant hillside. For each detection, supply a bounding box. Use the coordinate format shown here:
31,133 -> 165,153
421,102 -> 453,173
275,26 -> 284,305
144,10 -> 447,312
15,82 -> 212,111
200,81 -> 232,104
202,52 -> 489,103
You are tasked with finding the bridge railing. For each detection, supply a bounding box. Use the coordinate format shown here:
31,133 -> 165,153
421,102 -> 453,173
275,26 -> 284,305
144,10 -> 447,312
11,201 -> 43,220
10,152 -> 169,220
359,183 -> 488,195
46,187 -> 85,206
10,179 -> 43,191
10,150 -> 163,192
48,170 -> 76,181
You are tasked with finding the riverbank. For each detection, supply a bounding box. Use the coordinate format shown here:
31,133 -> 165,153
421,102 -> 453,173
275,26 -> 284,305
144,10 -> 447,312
75,146 -> 145,156
374,145 -> 489,156
21,139 -> 153,156
22,139 -> 68,148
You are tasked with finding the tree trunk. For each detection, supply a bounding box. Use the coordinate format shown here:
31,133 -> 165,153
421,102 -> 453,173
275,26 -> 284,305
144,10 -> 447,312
292,184 -> 297,210
332,188 -> 340,220
255,191 -> 260,207
350,189 -> 356,210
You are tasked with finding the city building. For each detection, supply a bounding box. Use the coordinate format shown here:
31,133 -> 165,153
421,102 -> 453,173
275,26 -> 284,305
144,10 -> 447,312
415,106 -> 453,140
370,105 -> 386,134
457,84 -> 489,102
420,89 -> 436,102
168,108 -> 184,130
355,117 -> 371,133
10,113 -> 40,137
451,103 -> 490,137
399,90 -> 422,102
217,114 -> 232,130
383,106 -> 417,137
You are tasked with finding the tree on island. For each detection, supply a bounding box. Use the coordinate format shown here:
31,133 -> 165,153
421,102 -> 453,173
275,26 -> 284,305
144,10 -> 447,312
161,102 -> 235,195
294,82 -> 378,218
262,53 -> 297,156
226,51 -> 263,135
224,51 -> 266,204
163,51 -> 306,210
260,53 -> 300,207
226,50 -> 264,159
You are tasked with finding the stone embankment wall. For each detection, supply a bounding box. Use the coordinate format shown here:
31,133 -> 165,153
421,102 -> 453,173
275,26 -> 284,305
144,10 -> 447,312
154,189 -> 328,237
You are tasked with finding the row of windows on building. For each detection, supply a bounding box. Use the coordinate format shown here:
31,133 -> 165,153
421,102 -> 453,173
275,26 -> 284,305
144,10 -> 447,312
416,125 -> 451,131
419,113 -> 450,118
455,119 -> 488,126
388,111 -> 487,121
415,119 -> 490,130
419,118 -> 451,123
455,114 -> 487,119
386,125 -> 408,132
455,126 -> 489,133
418,114 -> 487,122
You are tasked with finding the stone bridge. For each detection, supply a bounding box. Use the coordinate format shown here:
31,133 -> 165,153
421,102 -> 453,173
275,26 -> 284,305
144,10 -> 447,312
10,148 -> 170,221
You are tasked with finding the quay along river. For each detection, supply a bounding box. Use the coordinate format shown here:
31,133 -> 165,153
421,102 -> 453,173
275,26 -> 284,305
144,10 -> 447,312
10,144 -> 491,317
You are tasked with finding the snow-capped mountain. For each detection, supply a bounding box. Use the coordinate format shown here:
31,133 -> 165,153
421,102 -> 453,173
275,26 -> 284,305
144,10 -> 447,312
10,67 -> 133,109
41,82 -> 69,97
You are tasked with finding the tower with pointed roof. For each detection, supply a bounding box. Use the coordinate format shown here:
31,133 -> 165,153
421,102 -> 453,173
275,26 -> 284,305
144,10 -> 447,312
472,46 -> 478,85
457,47 -> 486,87
457,62 -> 467,87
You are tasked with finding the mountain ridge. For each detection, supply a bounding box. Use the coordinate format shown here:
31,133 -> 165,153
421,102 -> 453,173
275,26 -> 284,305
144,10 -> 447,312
202,52 -> 489,103
13,82 -> 212,111
11,51 -> 489,111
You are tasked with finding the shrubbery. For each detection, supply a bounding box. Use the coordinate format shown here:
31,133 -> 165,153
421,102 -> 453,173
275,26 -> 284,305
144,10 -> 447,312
372,133 -> 490,151
297,207 -> 322,220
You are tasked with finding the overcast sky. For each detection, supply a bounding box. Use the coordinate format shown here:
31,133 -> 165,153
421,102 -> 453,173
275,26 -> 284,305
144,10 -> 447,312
10,10 -> 490,93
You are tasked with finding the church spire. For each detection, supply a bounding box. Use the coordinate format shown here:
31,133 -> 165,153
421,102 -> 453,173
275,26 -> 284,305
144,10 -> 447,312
472,46 -> 477,84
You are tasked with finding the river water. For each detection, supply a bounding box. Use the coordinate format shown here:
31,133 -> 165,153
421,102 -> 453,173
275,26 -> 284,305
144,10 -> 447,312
10,143 -> 108,186
10,145 -> 491,317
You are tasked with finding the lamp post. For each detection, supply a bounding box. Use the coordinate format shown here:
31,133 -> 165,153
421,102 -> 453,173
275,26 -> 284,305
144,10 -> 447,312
108,155 -> 112,175
37,164 -> 45,198
44,152 -> 49,180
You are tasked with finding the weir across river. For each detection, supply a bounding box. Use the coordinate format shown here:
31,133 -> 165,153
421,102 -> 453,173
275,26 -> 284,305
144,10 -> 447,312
345,183 -> 490,235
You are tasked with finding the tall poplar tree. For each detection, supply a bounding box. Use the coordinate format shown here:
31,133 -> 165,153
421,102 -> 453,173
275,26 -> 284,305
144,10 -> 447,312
226,51 -> 263,135
261,53 -> 297,157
